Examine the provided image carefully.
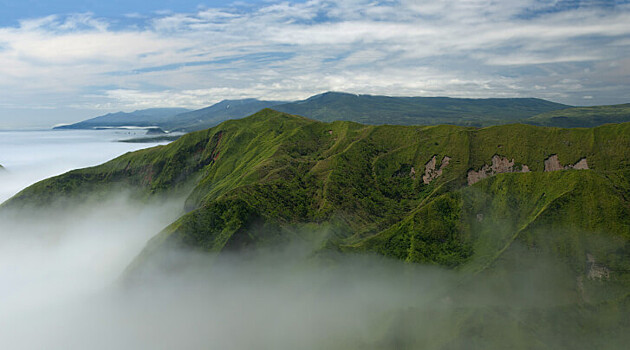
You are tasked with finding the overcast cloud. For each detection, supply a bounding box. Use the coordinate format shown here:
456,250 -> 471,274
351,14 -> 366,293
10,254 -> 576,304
0,0 -> 629,127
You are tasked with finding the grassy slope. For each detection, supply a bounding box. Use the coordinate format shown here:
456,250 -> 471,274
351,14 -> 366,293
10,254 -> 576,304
6,110 -> 629,269
5,110 -> 630,347
527,103 -> 630,128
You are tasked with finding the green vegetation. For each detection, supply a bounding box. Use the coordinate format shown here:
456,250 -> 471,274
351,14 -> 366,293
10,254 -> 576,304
8,109 -> 630,269
6,108 -> 630,347
527,103 -> 630,127
119,135 -> 182,143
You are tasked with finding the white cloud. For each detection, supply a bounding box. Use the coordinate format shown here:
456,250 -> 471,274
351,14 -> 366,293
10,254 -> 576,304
0,0 -> 629,126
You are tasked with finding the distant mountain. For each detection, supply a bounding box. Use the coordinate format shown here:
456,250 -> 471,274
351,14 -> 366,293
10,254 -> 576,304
55,92 -> 577,132
54,108 -> 191,130
55,100 -> 285,132
526,103 -> 630,128
164,99 -> 285,132
273,91 -> 570,126
59,92 -> 630,133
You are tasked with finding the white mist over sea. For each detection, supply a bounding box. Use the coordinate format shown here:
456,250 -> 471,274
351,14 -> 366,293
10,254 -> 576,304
0,129 -> 168,203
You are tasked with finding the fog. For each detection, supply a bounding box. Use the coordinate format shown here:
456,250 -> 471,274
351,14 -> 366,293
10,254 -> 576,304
0,131 -> 626,349
1,195 -> 616,349
0,129 -> 168,203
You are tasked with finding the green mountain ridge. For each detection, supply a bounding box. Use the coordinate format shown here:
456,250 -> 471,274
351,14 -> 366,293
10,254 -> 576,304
8,110 -> 630,267
5,109 -> 630,347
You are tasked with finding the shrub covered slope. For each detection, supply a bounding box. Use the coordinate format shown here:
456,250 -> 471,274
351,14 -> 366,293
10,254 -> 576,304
7,109 -> 630,266
4,109 -> 630,348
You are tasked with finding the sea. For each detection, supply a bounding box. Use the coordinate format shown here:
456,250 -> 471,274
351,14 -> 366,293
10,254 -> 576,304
0,128 -> 170,203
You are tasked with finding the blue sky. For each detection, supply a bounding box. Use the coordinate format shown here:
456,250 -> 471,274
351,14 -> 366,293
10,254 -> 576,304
0,0 -> 629,127
0,1 -> 271,26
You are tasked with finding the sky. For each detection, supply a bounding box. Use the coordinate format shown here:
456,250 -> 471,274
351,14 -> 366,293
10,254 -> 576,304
0,0 -> 629,128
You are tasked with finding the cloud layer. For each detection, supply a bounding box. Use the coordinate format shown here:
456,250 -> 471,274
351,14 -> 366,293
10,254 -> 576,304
1,0 -> 629,126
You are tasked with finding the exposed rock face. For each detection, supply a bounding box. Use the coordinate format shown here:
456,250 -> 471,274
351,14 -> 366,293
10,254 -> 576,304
544,155 -> 564,172
544,154 -> 589,172
586,253 -> 610,280
490,155 -> 514,174
467,155 -> 529,185
572,158 -> 589,170
422,155 -> 451,184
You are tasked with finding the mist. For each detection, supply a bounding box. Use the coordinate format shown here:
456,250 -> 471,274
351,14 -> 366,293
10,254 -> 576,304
2,193 -> 622,349
1,131 -> 627,349
0,129 -> 169,203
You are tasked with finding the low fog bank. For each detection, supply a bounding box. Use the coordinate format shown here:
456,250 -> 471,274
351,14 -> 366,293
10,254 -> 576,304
2,194 -> 626,350
0,194 -> 184,331
0,129 -> 169,203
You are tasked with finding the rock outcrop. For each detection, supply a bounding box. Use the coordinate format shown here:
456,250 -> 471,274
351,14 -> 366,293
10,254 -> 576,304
586,253 -> 610,280
544,155 -> 589,172
467,155 -> 530,185
422,155 -> 451,184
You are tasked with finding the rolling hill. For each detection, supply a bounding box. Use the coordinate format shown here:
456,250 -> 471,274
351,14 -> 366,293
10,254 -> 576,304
274,91 -> 570,126
526,103 -> 630,128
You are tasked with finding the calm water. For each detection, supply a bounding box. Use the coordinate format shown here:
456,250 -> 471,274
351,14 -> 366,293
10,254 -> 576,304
0,129 -> 169,203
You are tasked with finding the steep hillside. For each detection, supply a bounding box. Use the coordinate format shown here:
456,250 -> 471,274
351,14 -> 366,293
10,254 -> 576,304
5,110 -> 630,347
7,110 -> 630,271
526,103 -> 630,127
274,92 -> 570,126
